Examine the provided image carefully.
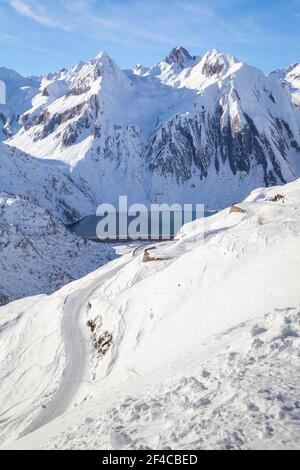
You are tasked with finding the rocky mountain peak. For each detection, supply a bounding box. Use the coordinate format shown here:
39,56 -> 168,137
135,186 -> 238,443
132,63 -> 149,76
200,49 -> 239,78
93,50 -> 112,64
89,51 -> 118,76
70,50 -> 132,92
165,46 -> 198,69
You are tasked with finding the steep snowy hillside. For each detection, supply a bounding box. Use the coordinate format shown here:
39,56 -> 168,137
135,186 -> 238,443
146,51 -> 300,207
0,143 -> 115,304
1,178 -> 300,450
0,143 -> 95,223
0,68 -> 40,140
0,193 -> 114,305
272,63 -> 300,108
5,48 -> 300,209
284,64 -> 300,107
7,52 -> 149,205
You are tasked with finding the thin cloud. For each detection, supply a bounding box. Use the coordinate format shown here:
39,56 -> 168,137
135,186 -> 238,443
9,0 -> 71,30
0,31 -> 16,43
6,0 -> 299,60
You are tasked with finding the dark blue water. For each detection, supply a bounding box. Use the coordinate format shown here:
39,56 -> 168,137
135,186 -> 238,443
69,210 -> 216,242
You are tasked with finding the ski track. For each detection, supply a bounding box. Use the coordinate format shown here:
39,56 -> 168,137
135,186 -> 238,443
20,258 -> 129,437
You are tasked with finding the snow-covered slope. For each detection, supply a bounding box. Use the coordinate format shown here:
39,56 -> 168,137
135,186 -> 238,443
0,193 -> 114,304
4,48 -> 300,209
0,68 -> 40,140
1,178 -> 300,450
272,63 -> 300,108
0,143 -> 96,223
143,50 -> 300,207
284,63 -> 300,107
7,53 -> 148,205
0,143 -> 115,304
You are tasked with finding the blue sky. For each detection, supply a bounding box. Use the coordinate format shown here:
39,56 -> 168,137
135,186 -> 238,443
0,0 -> 299,76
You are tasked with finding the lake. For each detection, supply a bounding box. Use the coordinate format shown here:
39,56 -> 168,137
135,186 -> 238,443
69,210 -> 216,242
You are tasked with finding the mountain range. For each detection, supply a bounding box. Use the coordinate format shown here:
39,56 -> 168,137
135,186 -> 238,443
1,47 -> 300,210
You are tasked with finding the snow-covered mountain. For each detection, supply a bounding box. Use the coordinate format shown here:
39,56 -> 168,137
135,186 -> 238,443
1,177 -> 300,450
273,63 -> 300,108
0,143 -> 96,223
3,48 -> 300,209
137,46 -> 200,86
0,68 -> 40,140
0,143 -> 114,304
